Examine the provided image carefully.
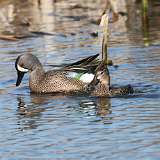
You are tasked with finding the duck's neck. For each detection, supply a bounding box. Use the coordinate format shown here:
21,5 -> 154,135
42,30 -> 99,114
29,66 -> 45,90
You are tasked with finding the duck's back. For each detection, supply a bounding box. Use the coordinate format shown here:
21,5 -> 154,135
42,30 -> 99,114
90,84 -> 134,97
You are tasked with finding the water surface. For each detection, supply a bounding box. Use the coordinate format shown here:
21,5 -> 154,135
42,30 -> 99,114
0,0 -> 160,159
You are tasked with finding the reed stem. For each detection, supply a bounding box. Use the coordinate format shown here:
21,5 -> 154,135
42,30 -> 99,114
142,0 -> 149,46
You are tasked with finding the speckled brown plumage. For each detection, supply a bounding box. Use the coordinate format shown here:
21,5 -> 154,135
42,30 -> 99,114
15,53 -> 134,97
90,84 -> 133,97
29,68 -> 86,94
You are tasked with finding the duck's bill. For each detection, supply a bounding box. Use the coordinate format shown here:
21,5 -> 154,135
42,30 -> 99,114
90,76 -> 99,86
16,71 -> 25,86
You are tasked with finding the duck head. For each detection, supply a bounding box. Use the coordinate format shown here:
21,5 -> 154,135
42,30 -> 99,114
15,54 -> 42,86
87,61 -> 110,92
95,61 -> 110,87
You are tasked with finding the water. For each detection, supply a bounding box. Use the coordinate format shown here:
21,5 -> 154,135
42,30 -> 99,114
0,0 -> 160,159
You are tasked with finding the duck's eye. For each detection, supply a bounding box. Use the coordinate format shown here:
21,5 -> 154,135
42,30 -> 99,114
98,71 -> 103,75
17,64 -> 28,72
100,71 -> 104,74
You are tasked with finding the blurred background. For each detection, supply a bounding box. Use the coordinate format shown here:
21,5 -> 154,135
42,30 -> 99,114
0,1 -> 160,160
0,0 -> 159,41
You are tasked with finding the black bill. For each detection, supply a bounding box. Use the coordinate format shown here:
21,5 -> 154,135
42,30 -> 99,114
16,71 -> 25,86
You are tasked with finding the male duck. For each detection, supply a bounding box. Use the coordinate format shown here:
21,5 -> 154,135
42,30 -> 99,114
15,53 -> 133,96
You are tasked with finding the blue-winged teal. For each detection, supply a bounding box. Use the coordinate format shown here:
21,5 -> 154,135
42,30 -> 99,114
87,61 -> 133,97
15,53 -> 133,96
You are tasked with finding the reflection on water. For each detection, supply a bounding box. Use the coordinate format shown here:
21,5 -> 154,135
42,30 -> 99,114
16,95 -> 112,131
17,97 -> 45,130
0,0 -> 160,160
80,98 -> 111,117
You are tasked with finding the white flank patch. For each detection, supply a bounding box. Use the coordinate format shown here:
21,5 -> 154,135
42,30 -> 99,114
80,73 -> 94,83
17,64 -> 28,72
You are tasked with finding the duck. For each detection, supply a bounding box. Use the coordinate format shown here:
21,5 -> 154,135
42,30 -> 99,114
15,53 -> 134,96
86,61 -> 134,97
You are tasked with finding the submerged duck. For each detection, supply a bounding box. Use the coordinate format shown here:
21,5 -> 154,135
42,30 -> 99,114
15,53 -> 133,96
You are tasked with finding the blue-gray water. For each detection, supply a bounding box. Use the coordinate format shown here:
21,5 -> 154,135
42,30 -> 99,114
0,0 -> 160,159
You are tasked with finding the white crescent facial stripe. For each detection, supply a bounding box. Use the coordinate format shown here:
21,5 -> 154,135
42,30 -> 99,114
17,64 -> 28,72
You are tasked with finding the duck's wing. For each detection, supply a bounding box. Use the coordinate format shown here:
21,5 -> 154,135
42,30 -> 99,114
63,58 -> 101,84
64,53 -> 99,73
64,53 -> 99,68
65,53 -> 99,67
